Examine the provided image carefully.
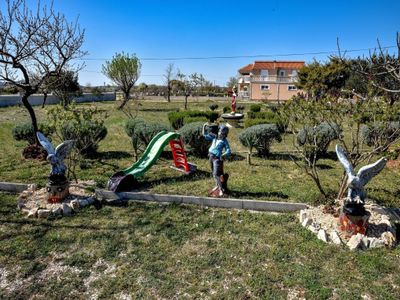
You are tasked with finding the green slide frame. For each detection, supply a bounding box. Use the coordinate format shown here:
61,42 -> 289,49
122,131 -> 180,178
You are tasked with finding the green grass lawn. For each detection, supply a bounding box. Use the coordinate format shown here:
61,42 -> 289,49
1,100 -> 399,206
1,100 -> 400,298
1,192 -> 400,299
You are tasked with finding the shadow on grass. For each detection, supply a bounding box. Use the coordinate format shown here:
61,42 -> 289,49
95,151 -> 132,160
265,153 -> 300,161
0,218 -> 133,234
228,190 -> 289,200
316,164 -> 334,170
140,108 -> 178,112
229,153 -> 245,161
138,169 -> 211,190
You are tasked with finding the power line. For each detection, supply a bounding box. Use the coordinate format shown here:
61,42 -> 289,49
79,45 -> 397,62
81,70 -> 162,76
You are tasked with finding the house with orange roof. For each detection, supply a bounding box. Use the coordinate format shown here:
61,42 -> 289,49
237,61 -> 304,101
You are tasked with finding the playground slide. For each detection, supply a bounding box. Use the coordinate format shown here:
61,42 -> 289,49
107,131 -> 180,192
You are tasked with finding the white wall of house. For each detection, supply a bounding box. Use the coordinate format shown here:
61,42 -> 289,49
0,92 -> 116,107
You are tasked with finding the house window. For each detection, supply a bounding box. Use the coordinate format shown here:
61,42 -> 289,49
260,70 -> 269,77
260,85 -> 270,90
279,70 -> 285,77
288,85 -> 297,91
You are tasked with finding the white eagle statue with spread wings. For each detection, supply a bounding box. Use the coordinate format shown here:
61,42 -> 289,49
36,132 -> 76,176
336,145 -> 387,204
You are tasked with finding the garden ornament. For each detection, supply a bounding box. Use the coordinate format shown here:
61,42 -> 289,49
336,144 -> 387,206
203,123 -> 231,197
336,144 -> 387,236
231,85 -> 237,114
37,132 -> 75,177
37,132 -> 75,203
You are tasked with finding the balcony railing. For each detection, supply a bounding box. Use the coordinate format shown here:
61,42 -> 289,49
238,91 -> 249,98
238,75 -> 298,83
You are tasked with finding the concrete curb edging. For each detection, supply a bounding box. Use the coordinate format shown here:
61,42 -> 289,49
95,189 -> 308,213
0,182 -> 35,193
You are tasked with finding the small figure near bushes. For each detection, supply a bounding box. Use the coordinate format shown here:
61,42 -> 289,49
202,123 -> 231,197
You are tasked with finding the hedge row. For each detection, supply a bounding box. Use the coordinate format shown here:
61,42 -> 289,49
168,110 -> 219,129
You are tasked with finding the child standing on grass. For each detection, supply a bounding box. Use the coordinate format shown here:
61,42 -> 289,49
202,123 -> 231,197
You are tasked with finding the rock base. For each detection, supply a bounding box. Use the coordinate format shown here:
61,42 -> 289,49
17,180 -> 97,219
299,200 -> 397,250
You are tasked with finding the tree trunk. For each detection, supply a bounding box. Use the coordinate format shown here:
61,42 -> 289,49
184,94 -> 188,110
21,93 -> 39,145
312,175 -> 327,198
41,92 -> 48,108
167,85 -> 171,102
118,91 -> 130,109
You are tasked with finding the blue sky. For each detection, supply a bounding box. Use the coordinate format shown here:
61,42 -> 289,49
40,0 -> 400,86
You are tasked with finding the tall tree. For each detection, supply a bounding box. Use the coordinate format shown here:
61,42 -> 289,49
175,72 -> 204,110
226,76 -> 237,88
164,63 -> 175,102
44,70 -> 81,107
352,34 -> 400,105
0,0 -> 86,144
296,57 -> 349,100
102,52 -> 141,109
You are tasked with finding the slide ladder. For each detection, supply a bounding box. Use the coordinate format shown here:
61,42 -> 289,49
169,139 -> 196,174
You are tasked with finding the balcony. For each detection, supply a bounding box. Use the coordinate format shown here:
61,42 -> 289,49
238,91 -> 249,98
238,75 -> 298,83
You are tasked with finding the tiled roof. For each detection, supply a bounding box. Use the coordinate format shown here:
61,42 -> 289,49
239,61 -> 305,73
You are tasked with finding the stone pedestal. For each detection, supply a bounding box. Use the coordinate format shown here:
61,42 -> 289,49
46,181 -> 69,203
221,113 -> 244,128
339,211 -> 370,238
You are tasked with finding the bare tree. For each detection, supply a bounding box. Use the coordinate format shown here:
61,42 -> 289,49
0,0 -> 86,144
164,63 -> 175,102
352,33 -> 400,104
175,71 -> 204,110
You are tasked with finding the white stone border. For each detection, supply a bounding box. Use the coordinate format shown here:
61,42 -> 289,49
95,189 -> 308,213
0,182 -> 35,193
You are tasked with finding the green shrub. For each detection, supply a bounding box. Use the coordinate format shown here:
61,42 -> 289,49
178,122 -> 210,157
208,104 -> 219,111
246,111 -> 287,132
46,102 -> 108,157
168,110 -> 219,129
361,122 -> 400,149
244,118 -> 270,128
184,116 -> 208,125
250,104 -> 262,112
239,124 -> 282,157
247,111 -> 275,119
207,111 -> 219,122
168,111 -> 186,129
237,105 -> 245,112
124,118 -> 145,158
223,106 -> 231,113
12,123 -> 54,145
61,121 -> 107,156
297,122 -> 341,157
125,119 -> 169,158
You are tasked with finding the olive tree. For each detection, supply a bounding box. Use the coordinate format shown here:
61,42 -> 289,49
0,0 -> 86,144
102,52 -> 141,109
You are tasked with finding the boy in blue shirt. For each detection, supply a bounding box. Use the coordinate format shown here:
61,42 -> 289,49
202,123 -> 231,197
